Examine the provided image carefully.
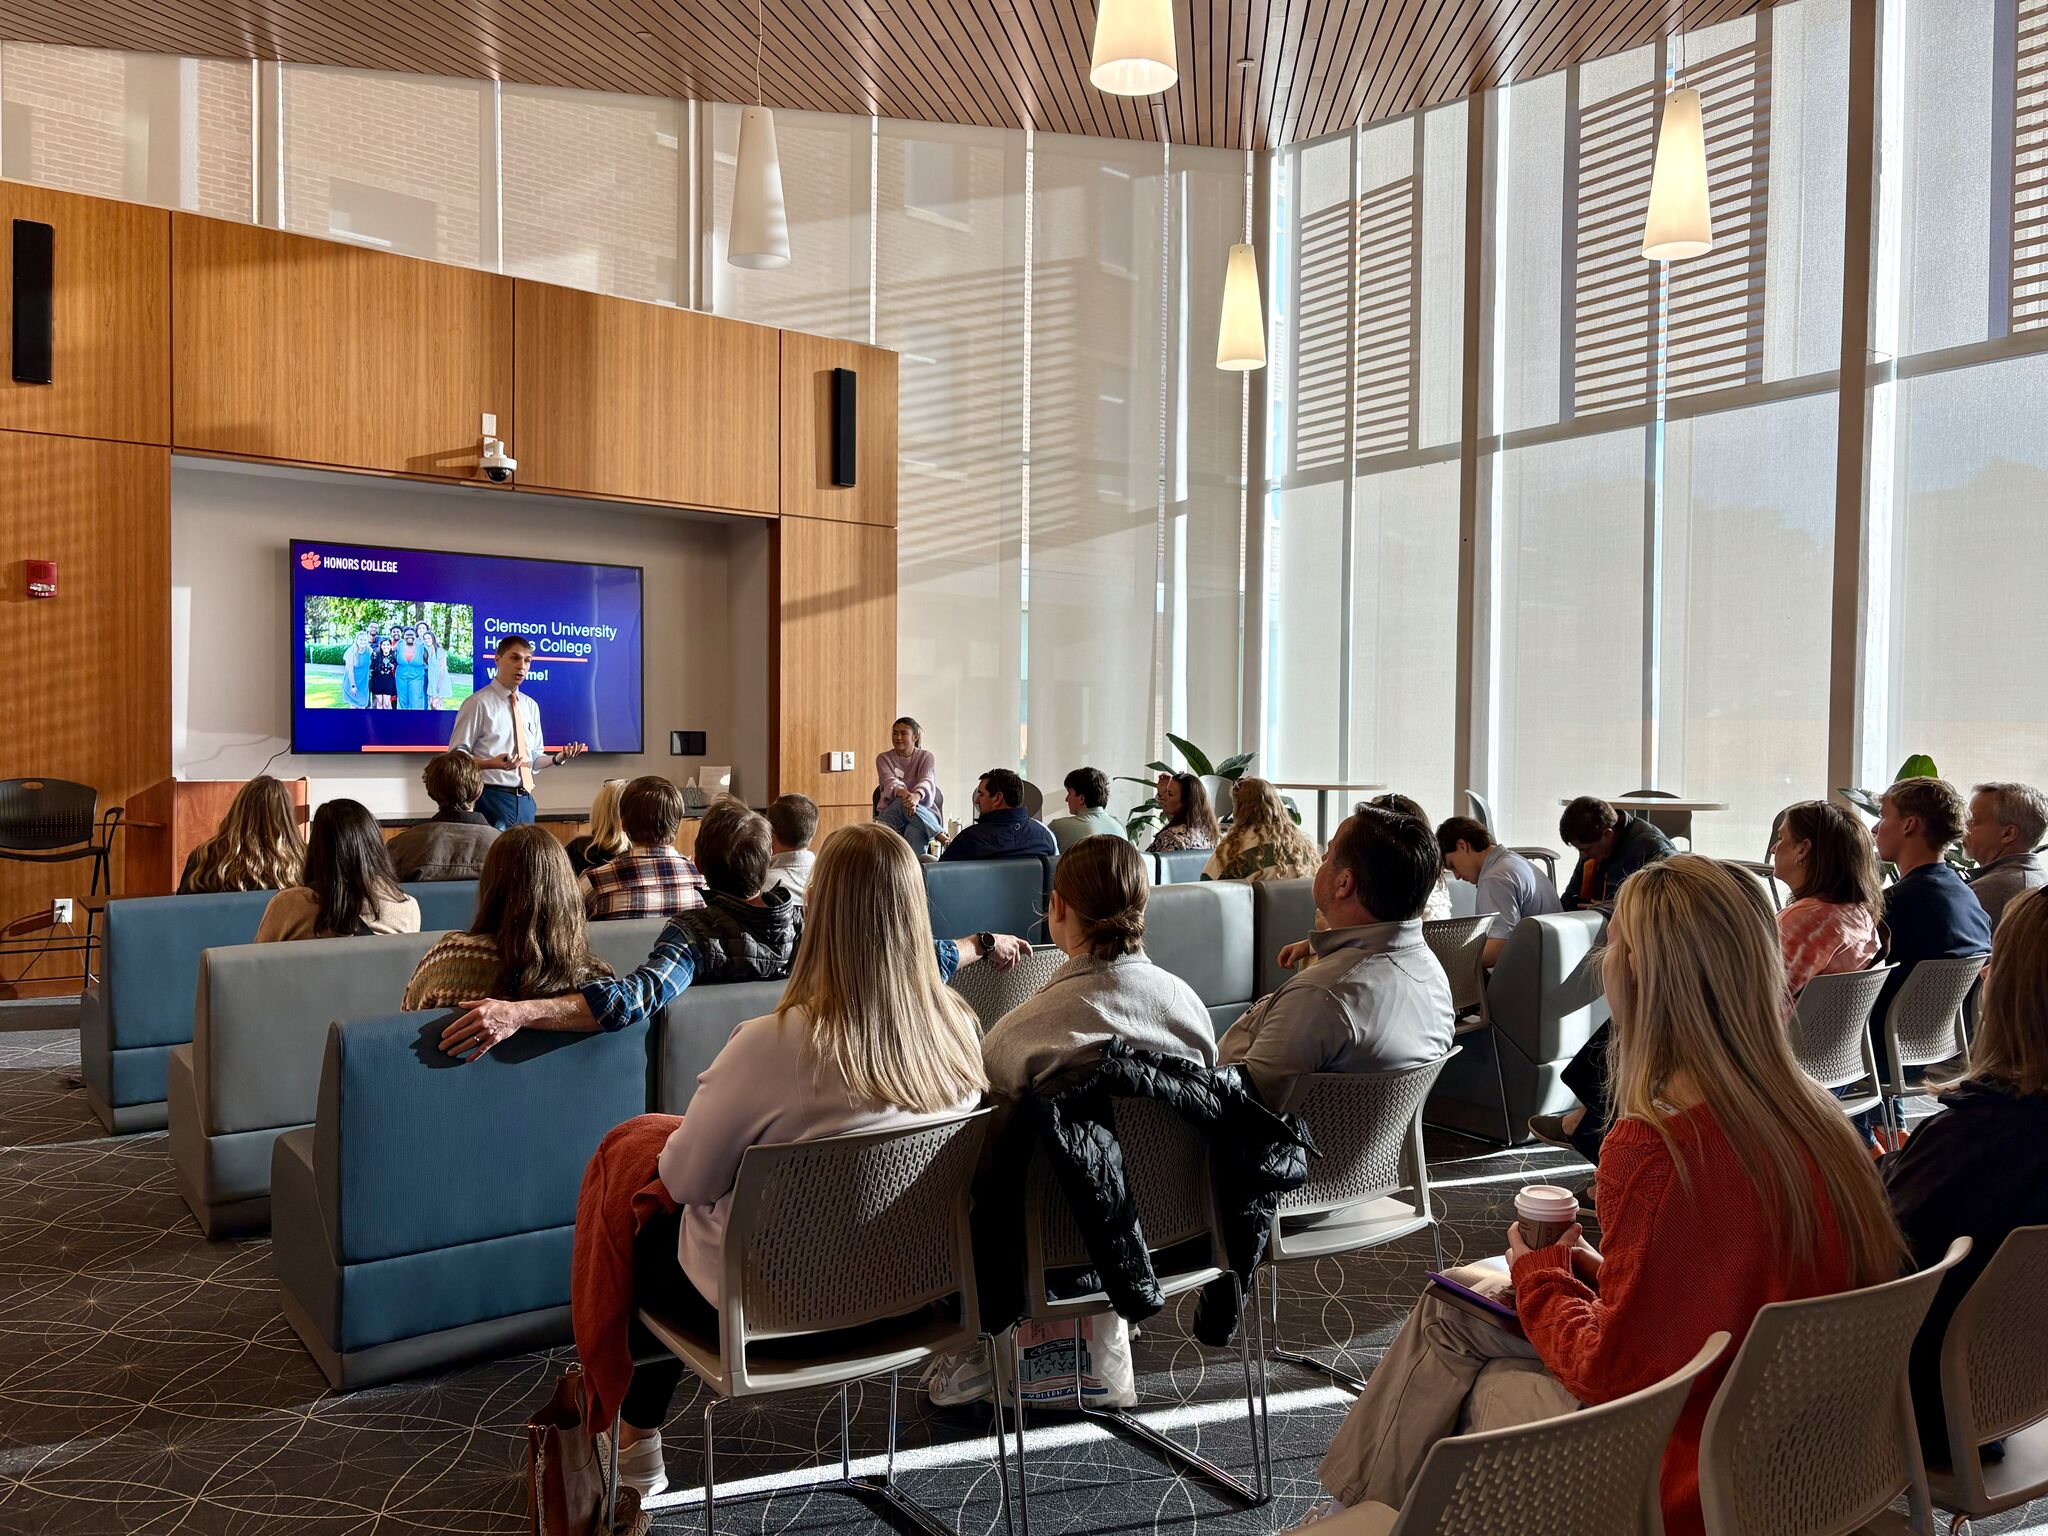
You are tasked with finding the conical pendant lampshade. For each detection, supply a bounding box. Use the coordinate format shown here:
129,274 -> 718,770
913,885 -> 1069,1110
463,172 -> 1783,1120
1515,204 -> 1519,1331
1091,0 -> 1178,96
1216,243 -> 1266,370
729,104 -> 790,269
1642,87 -> 1712,261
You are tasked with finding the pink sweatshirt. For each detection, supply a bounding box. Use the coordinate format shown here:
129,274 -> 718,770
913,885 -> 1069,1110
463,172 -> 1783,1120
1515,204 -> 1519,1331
876,747 -> 938,805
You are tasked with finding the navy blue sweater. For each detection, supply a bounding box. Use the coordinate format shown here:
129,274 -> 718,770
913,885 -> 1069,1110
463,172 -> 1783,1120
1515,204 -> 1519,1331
1875,861 -> 1992,1034
940,804 -> 1058,862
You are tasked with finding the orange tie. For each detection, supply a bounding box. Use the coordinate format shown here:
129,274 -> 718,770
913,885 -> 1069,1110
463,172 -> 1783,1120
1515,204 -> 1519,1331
511,697 -> 536,794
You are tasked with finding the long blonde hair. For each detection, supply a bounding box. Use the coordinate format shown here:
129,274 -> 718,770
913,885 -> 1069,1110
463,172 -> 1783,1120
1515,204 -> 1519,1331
1605,855 -> 1905,1288
186,776 -> 304,893
585,778 -> 631,862
1969,887 -> 2048,1095
1215,777 -> 1318,875
777,822 -> 987,1113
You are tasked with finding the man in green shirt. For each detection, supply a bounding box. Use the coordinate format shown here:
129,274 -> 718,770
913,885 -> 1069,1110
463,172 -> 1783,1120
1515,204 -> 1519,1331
1048,766 -> 1128,854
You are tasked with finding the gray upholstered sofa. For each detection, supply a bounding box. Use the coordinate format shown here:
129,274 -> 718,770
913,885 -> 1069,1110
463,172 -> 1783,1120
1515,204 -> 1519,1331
80,881 -> 477,1133
1145,880 -> 1257,1032
922,855 -> 1052,942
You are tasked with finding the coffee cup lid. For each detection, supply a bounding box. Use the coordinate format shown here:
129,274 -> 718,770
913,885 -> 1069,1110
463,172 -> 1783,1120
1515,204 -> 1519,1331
1515,1183 -> 1579,1221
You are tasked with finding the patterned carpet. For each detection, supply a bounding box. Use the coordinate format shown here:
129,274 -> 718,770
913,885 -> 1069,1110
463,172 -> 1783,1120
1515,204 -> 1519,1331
0,1003 -> 2040,1536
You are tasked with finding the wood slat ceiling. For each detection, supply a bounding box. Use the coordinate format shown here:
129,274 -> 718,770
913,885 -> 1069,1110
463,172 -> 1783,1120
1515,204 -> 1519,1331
1,0 -> 1778,149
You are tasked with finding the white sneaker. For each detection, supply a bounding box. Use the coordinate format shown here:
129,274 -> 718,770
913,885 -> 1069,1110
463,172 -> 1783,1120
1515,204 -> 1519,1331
923,1346 -> 995,1406
1289,1496 -> 1352,1530
599,1430 -> 669,1500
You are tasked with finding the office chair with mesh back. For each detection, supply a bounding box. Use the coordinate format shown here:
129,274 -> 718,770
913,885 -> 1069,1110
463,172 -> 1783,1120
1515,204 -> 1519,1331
0,778 -> 123,898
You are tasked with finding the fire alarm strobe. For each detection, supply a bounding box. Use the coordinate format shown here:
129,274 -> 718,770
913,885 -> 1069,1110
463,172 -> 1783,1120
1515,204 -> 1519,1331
25,559 -> 55,598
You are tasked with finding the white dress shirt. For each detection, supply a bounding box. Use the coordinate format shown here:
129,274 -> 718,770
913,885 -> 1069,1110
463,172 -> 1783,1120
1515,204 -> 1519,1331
447,680 -> 551,789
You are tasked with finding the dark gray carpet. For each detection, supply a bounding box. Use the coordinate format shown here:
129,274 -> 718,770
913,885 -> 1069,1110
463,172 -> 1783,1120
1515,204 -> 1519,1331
0,1008 -> 2039,1535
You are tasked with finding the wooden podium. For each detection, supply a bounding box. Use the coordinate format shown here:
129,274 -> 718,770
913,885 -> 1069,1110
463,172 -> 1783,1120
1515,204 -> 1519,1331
123,778 -> 310,896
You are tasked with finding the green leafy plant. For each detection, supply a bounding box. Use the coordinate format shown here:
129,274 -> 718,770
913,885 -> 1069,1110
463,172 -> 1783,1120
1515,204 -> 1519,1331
1838,753 -> 1972,876
1115,734 -> 1262,844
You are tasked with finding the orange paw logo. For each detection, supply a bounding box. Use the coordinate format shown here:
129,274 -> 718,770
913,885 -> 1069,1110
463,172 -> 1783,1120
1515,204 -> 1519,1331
299,551 -> 321,570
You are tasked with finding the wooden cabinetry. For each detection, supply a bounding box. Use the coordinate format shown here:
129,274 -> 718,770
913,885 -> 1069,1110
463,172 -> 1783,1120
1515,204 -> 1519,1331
0,183 -> 169,445
171,215 -> 513,479
512,282 -> 779,515
779,332 -> 897,527
772,517 -> 897,808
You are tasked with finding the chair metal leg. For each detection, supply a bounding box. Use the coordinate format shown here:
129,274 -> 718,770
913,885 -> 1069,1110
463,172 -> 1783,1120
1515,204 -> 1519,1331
886,1369 -> 898,1485
839,1383 -> 852,1481
1009,1327 -> 1032,1536
1266,1261 -> 1369,1394
985,1336 -> 1017,1536
702,1398 -> 717,1536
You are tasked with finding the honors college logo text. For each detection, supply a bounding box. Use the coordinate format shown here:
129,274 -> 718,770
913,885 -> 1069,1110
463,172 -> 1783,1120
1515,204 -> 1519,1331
299,551 -> 321,570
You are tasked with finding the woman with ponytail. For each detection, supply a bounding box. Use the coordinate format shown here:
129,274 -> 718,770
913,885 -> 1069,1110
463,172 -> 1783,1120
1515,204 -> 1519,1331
980,835 -> 1216,1096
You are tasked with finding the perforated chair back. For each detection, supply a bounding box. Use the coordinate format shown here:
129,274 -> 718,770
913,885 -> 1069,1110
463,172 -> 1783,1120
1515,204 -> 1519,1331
1023,1096 -> 1218,1306
1787,965 -> 1894,1092
721,1110 -> 989,1355
1697,1237 -> 1970,1536
1278,1053 -> 1456,1221
1383,1332 -> 1729,1536
0,777 -> 97,851
1422,915 -> 1492,1016
948,945 -> 1067,1031
1882,956 -> 1984,1081
1935,1225 -> 2048,1515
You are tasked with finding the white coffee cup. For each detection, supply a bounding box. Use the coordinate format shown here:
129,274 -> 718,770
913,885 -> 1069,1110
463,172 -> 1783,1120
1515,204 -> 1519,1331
1514,1184 -> 1580,1250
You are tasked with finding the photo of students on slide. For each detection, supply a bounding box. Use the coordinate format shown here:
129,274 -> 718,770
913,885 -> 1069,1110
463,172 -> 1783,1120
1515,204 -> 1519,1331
303,597 -> 474,712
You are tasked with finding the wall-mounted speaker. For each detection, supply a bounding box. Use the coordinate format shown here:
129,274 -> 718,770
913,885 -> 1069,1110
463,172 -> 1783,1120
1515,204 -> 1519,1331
11,220 -> 54,386
830,367 -> 857,487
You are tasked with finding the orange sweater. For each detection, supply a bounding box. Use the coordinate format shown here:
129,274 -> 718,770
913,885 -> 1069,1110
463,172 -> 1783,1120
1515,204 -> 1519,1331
1510,1107 -> 1851,1536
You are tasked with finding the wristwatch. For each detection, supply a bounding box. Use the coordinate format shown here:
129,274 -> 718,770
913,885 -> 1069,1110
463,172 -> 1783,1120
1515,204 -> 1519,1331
975,930 -> 997,955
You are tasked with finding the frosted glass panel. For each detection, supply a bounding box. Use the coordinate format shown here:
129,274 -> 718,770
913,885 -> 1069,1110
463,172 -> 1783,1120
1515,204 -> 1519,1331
281,66 -> 487,266
502,84 -> 679,304
0,44 -> 250,218
1267,481 -> 1345,782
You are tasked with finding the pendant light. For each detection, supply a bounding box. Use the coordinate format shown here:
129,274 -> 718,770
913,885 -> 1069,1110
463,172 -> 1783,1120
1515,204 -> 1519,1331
1642,13 -> 1711,261
1090,0 -> 1177,96
1216,61 -> 1265,370
728,0 -> 790,269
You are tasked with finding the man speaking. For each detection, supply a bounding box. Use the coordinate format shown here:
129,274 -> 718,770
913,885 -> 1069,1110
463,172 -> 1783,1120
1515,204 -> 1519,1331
449,634 -> 586,828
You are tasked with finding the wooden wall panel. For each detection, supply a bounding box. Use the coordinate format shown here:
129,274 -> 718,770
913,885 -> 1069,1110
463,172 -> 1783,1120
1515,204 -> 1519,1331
513,282 -> 780,516
0,182 -> 168,445
0,429 -> 169,988
779,333 -> 898,528
171,215 -> 513,479
772,516 -> 897,809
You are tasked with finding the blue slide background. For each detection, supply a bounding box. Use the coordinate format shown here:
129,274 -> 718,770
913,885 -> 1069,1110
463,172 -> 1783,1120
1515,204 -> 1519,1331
290,539 -> 644,754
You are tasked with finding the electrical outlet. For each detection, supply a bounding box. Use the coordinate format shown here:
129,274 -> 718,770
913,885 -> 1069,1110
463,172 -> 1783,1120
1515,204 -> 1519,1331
52,897 -> 73,925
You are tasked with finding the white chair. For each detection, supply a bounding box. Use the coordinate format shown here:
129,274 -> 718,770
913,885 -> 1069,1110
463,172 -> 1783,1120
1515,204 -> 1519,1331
1261,1053 -> 1459,1392
949,945 -> 1066,1032
1422,915 -> 1493,1022
1314,1333 -> 1730,1536
1697,1237 -> 1972,1536
621,1110 -> 1003,1536
1878,956 -> 1987,1142
1007,1097 -> 1267,1532
1728,859 -> 1789,913
1786,964 -> 1896,1122
1928,1225 -> 2048,1533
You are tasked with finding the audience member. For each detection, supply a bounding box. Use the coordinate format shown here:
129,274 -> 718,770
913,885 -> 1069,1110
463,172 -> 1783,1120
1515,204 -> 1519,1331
1203,777 -> 1317,884
1047,767 -> 1125,854
1436,816 -> 1563,967
940,768 -> 1058,861
582,776 -> 706,920
177,775 -> 304,894
1768,800 -> 1882,1003
874,716 -> 944,853
1872,776 -> 1992,1041
1558,796 -> 1676,909
386,750 -> 499,882
983,836 -> 1216,1096
1312,856 -> 1904,1536
1885,886 -> 2048,1463
434,830 -> 1031,1056
1369,793 -> 1453,918
1217,807 -> 1454,1114
600,822 -> 991,1496
1961,780 -> 2048,927
564,778 -> 630,877
254,799 -> 420,942
403,827 -> 611,1008
655,799 -> 801,983
1147,771 -> 1220,854
761,792 -> 818,899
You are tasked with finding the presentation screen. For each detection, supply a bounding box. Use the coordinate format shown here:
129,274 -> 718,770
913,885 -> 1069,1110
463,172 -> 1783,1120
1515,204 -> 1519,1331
290,539 -> 644,755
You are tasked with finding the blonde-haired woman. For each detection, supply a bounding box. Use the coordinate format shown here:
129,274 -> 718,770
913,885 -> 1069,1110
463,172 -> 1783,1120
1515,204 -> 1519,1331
564,778 -> 630,878
1313,856 -> 1904,1536
604,822 -> 992,1497
1887,884 -> 2048,1459
178,776 -> 304,894
1202,777 -> 1318,884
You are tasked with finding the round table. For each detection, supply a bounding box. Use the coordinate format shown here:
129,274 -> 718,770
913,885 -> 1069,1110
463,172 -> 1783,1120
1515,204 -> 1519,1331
1272,782 -> 1389,845
1558,796 -> 1729,812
